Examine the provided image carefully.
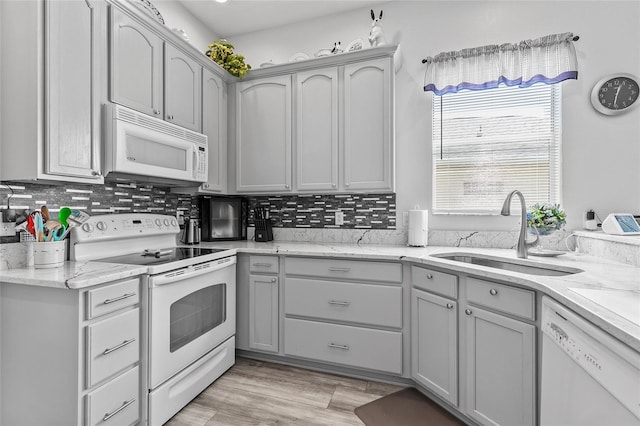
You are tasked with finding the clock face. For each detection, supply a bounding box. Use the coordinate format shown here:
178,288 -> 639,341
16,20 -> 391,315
591,74 -> 639,115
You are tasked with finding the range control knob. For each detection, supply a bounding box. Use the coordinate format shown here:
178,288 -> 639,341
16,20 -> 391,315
170,219 -> 177,227
96,221 -> 107,231
155,219 -> 162,227
163,219 -> 170,226
81,223 -> 94,233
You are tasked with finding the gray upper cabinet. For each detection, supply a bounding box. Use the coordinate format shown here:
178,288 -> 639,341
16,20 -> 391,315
0,0 -> 105,183
200,68 -> 228,192
164,43 -> 202,132
230,45 -> 397,194
235,75 -> 292,192
295,67 -> 339,192
110,6 -> 163,118
464,305 -> 535,426
343,57 -> 394,191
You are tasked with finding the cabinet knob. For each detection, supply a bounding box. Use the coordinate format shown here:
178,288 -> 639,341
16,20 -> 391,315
446,303 -> 454,309
332,183 -> 336,188
426,274 -> 433,279
284,184 -> 290,189
489,288 -> 498,296
91,170 -> 102,177
465,309 -> 473,315
203,183 -> 209,188
345,182 -> 350,187
271,278 -> 276,283
153,109 -> 161,115
168,115 -> 174,120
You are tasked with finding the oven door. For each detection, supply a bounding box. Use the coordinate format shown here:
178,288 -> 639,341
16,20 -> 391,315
148,256 -> 236,389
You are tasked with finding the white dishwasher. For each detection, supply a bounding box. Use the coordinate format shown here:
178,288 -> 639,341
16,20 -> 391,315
540,296 -> 640,425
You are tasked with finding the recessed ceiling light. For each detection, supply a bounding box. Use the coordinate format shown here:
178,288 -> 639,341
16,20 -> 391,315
215,0 -> 228,3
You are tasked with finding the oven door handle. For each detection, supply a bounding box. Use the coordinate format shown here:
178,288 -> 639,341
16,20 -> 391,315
151,256 -> 236,287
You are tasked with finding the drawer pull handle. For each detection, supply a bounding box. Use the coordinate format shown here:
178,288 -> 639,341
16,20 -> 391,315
328,300 -> 350,306
465,309 -> 473,315
426,274 -> 433,279
102,398 -> 136,422
256,279 -> 277,284
328,343 -> 349,350
328,267 -> 350,273
446,303 -> 454,309
103,338 -> 136,355
489,288 -> 498,296
252,263 -> 273,267
103,293 -> 136,305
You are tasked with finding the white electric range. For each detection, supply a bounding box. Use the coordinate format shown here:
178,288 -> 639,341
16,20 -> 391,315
71,213 -> 236,425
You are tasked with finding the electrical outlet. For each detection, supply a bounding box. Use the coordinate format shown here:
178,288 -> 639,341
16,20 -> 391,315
403,211 -> 409,226
335,211 -> 344,225
0,221 -> 16,237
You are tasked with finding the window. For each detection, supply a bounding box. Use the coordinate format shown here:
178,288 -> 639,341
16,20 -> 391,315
432,83 -> 561,214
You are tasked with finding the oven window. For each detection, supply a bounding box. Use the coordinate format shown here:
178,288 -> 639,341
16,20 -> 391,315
169,283 -> 226,353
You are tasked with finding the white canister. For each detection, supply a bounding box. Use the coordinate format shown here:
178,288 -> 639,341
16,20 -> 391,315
408,209 -> 429,247
33,240 -> 66,269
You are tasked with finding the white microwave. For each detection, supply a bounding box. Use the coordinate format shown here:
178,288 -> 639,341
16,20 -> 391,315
104,104 -> 208,184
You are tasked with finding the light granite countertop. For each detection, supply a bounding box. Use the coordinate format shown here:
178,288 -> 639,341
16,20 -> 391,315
1,240 -> 638,352
0,261 -> 148,289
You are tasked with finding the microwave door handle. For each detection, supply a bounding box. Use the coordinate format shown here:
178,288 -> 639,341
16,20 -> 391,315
192,145 -> 199,175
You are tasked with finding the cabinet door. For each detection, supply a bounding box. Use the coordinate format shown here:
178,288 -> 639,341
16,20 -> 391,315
295,68 -> 338,191
45,0 -> 104,180
201,68 -> 227,192
110,7 -> 163,117
411,288 -> 458,405
249,275 -> 279,353
465,306 -> 535,426
235,76 -> 292,192
343,58 -> 394,191
165,43 -> 202,132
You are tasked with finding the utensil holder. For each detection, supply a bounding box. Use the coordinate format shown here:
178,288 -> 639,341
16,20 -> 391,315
33,240 -> 66,269
255,219 -> 273,242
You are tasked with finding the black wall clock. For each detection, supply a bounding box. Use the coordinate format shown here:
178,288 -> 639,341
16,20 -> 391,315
590,73 -> 639,115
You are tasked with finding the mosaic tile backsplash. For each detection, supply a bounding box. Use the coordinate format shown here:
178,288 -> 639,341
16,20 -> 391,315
0,181 -> 396,243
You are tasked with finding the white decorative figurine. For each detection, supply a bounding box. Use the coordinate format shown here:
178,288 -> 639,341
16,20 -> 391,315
331,41 -> 343,54
368,9 -> 386,47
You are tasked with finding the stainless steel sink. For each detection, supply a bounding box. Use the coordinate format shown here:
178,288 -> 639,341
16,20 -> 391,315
432,253 -> 583,276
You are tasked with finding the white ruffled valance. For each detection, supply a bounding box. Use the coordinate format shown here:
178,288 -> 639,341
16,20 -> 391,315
423,32 -> 578,95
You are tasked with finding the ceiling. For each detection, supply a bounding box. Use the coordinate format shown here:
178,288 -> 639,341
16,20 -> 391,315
176,0 -> 389,38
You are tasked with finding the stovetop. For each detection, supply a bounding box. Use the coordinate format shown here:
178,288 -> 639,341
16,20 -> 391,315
100,247 -> 229,267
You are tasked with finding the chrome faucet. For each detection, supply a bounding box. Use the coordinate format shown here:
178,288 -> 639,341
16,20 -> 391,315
501,190 -> 538,258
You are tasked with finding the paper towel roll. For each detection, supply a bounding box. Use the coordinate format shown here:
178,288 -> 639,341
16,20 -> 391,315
408,209 -> 428,247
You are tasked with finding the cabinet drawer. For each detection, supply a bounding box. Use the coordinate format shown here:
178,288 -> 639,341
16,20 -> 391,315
466,278 -> 535,320
284,318 -> 402,375
249,255 -> 279,273
86,309 -> 140,387
285,278 -> 402,328
86,366 -> 139,426
285,257 -> 402,283
411,266 -> 458,299
86,278 -> 140,319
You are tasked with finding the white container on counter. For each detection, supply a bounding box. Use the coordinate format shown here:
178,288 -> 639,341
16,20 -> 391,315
408,209 -> 428,247
33,240 -> 66,269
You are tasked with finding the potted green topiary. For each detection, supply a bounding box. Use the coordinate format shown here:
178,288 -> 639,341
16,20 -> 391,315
205,39 -> 251,79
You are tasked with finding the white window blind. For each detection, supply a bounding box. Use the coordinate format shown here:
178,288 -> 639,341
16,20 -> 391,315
432,84 -> 561,214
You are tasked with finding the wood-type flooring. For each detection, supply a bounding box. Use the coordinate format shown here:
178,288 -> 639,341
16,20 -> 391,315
165,357 -> 405,425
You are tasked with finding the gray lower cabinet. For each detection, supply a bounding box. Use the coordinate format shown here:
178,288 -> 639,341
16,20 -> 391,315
249,274 -> 279,353
0,278 -> 142,426
411,288 -> 458,406
464,305 -> 536,426
283,257 -> 403,375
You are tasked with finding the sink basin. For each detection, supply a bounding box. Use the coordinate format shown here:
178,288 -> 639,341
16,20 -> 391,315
432,253 -> 583,276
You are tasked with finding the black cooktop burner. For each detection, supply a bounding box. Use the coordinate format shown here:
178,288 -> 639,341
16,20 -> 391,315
101,247 -> 229,266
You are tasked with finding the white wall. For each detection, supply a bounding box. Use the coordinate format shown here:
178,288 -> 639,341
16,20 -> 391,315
225,1 -> 640,232
154,0 -> 220,53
